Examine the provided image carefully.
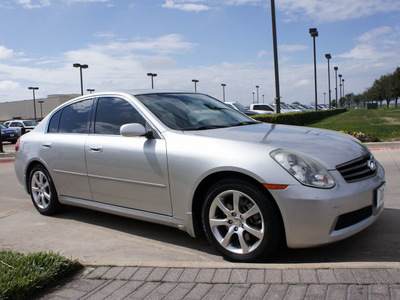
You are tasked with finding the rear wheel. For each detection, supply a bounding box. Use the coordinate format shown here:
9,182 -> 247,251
202,178 -> 282,262
29,165 -> 61,215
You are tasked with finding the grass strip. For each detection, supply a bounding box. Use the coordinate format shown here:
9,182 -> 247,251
0,250 -> 82,300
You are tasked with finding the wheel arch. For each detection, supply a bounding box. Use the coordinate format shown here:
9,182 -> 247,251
25,160 -> 47,194
191,171 -> 286,241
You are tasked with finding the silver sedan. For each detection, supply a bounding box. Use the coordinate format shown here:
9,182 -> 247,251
14,91 -> 385,262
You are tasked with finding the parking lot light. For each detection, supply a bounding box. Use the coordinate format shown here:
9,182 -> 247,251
147,73 -> 157,89
28,87 -> 39,120
73,63 -> 89,95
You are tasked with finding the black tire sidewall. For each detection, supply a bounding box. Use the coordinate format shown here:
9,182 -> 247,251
29,165 -> 60,215
202,178 -> 282,262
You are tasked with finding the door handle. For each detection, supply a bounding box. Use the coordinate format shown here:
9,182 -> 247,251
42,142 -> 52,149
89,145 -> 103,153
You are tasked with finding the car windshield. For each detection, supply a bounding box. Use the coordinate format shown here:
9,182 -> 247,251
23,120 -> 38,126
232,103 -> 248,111
135,93 -> 257,131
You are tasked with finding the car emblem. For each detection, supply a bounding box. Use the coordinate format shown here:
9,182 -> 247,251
367,159 -> 376,171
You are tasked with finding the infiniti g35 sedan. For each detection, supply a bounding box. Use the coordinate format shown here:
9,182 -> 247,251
14,91 -> 385,262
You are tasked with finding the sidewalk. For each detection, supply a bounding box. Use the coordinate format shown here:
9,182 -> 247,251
42,266 -> 400,299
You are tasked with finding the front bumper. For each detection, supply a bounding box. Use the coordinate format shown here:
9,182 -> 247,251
270,163 -> 385,248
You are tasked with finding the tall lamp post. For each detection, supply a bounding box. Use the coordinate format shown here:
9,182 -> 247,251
325,54 -> 332,109
342,78 -> 345,106
255,85 -> 260,103
87,89 -> 95,94
270,0 -> 281,113
147,73 -> 157,89
73,63 -> 88,95
334,67 -> 338,107
309,28 -> 319,111
38,100 -> 44,119
28,87 -> 39,120
221,84 -> 226,102
324,92 -> 326,105
192,79 -> 199,92
339,74 -> 342,107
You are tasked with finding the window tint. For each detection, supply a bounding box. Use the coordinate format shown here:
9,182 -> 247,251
48,109 -> 62,133
58,99 -> 92,133
94,97 -> 146,135
10,122 -> 23,127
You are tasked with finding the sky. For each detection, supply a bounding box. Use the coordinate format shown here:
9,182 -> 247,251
0,0 -> 399,106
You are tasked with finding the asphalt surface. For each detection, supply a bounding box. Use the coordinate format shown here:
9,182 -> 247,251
1,141 -> 400,299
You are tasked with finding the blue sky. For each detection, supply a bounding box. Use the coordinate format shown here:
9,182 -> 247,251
0,0 -> 399,106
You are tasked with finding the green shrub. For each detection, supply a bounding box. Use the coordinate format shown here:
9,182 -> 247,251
0,250 -> 82,300
253,109 -> 347,126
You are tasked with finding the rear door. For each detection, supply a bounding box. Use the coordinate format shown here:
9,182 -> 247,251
41,98 -> 93,200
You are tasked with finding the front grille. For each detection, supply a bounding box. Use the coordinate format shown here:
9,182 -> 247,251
334,206 -> 373,231
336,154 -> 377,183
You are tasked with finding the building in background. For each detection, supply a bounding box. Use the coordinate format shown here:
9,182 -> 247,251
0,94 -> 79,122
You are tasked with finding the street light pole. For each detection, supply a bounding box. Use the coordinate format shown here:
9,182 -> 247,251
221,84 -> 226,102
73,63 -> 89,95
255,85 -> 260,103
325,54 -> 332,109
334,67 -> 338,108
342,78 -> 345,106
147,73 -> 157,89
339,74 -> 342,108
87,89 -> 95,94
309,28 -> 318,111
270,0 -> 281,113
38,100 -> 44,119
28,87 -> 39,120
324,93 -> 326,105
192,79 -> 199,92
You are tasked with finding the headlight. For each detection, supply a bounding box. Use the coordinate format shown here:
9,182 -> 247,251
270,149 -> 335,189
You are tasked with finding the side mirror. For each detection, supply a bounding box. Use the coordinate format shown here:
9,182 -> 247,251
120,123 -> 154,139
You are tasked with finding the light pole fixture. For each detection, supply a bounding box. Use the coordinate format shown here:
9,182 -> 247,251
192,79 -> 199,92
221,84 -> 226,102
255,85 -> 260,103
87,89 -> 95,94
342,78 -> 345,102
270,0 -> 281,113
38,100 -> 44,119
324,92 -> 326,105
28,86 -> 39,120
309,28 -> 318,111
339,74 -> 342,107
262,94 -> 265,103
147,73 -> 157,89
73,63 -> 88,95
252,92 -> 255,103
325,54 -> 332,109
334,67 -> 338,107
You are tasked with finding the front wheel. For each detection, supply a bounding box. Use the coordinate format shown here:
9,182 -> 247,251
29,165 -> 61,215
202,179 -> 283,262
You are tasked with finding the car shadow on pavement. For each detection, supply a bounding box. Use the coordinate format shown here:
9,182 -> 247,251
56,205 -> 400,264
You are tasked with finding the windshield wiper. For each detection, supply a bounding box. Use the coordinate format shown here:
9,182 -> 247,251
183,125 -> 229,131
232,121 -> 258,127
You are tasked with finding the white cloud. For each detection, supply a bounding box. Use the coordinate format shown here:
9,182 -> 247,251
0,46 -> 14,60
257,50 -> 267,59
162,0 -> 210,12
16,0 -> 50,9
278,0 -> 400,23
279,44 -> 308,53
0,80 -> 20,91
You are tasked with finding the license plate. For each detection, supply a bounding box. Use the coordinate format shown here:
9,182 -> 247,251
10,134 -> 14,137
375,182 -> 386,209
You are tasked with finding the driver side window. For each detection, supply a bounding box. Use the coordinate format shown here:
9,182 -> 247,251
94,97 -> 146,135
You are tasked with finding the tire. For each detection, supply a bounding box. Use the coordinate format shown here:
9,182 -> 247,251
202,178 -> 283,262
29,165 -> 61,215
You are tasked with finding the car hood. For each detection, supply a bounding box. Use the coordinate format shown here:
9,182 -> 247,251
185,123 -> 370,169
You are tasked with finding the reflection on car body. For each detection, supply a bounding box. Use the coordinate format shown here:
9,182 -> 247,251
14,91 -> 385,262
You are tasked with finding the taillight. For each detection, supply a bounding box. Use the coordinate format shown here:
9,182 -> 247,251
15,138 -> 20,151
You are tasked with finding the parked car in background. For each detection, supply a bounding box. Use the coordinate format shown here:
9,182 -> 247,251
249,103 -> 275,114
14,91 -> 385,262
1,124 -> 19,143
6,120 -> 38,135
225,102 -> 260,116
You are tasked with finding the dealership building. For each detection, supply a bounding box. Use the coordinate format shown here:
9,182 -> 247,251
0,94 -> 79,122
